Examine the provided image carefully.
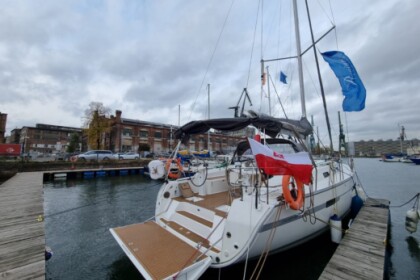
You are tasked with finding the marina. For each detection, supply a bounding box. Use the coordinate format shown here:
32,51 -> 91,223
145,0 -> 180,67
1,1 -> 419,279
1,158 -> 419,279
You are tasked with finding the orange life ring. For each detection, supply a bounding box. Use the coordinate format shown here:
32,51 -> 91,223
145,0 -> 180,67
165,158 -> 183,180
282,175 -> 304,210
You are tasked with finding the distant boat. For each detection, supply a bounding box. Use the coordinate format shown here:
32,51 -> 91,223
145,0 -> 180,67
400,156 -> 414,163
409,156 -> 420,165
381,154 -> 402,162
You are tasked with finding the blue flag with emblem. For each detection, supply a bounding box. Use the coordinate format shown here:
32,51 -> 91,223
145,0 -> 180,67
321,51 -> 366,111
280,71 -> 287,84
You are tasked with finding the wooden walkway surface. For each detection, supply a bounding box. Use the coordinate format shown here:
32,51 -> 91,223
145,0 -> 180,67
319,198 -> 390,280
0,172 -> 45,280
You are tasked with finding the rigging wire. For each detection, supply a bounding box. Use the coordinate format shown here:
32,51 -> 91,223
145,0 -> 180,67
246,0 -> 262,88
188,0 -> 236,122
259,0 -> 264,114
316,0 -> 335,26
268,71 -> 287,118
327,0 -> 340,49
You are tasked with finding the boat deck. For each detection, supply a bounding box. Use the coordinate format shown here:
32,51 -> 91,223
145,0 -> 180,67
173,186 -> 241,217
112,221 -> 207,279
112,186 -> 242,279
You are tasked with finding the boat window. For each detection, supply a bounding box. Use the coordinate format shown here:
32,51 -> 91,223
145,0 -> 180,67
268,143 -> 296,154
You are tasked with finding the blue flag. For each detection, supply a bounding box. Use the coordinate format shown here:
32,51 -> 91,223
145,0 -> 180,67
321,51 -> 366,111
280,71 -> 287,84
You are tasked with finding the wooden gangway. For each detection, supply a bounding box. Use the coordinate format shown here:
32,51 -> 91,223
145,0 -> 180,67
319,198 -> 390,280
0,172 -> 45,280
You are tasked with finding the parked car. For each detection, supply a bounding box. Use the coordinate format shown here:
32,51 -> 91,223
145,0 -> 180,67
76,150 -> 115,161
54,153 -> 66,161
118,152 -> 140,160
145,152 -> 155,158
65,152 -> 80,161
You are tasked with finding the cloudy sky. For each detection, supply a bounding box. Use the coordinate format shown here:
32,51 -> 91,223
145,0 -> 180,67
1,0 -> 419,149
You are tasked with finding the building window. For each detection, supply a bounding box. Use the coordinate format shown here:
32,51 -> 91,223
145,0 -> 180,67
154,131 -> 162,138
122,145 -> 132,152
140,131 -> 148,138
123,128 -> 132,137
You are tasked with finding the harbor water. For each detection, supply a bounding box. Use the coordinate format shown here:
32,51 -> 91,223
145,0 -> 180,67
44,158 -> 420,279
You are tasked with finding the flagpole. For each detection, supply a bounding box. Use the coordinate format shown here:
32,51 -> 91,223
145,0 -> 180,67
266,66 -> 271,116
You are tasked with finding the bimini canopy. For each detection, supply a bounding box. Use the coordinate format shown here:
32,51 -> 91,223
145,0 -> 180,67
174,114 -> 312,144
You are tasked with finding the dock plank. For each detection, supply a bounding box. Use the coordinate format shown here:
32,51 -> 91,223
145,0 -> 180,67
319,198 -> 390,280
0,172 -> 45,280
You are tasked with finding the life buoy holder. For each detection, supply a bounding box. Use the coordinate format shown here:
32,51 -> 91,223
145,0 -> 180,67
165,158 -> 183,180
282,175 -> 304,210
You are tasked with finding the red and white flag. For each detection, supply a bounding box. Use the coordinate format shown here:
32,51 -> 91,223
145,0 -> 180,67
248,138 -> 313,184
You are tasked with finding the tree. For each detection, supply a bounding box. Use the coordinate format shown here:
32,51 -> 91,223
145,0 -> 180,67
84,102 -> 111,150
67,133 -> 80,153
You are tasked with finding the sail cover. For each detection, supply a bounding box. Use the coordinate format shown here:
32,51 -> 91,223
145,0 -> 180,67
174,114 -> 312,144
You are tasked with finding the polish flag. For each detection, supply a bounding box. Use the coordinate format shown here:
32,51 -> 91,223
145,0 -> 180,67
248,138 -> 313,184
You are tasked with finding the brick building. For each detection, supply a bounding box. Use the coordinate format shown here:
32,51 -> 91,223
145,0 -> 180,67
108,110 -> 253,155
11,124 -> 83,155
0,112 -> 7,143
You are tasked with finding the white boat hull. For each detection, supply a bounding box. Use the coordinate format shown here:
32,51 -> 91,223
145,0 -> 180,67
153,162 -> 355,268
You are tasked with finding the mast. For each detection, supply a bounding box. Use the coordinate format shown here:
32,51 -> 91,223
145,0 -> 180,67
178,105 -> 180,126
338,111 -> 346,155
292,0 -> 306,118
207,84 -> 210,150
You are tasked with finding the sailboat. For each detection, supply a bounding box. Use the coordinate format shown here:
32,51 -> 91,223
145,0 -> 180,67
110,1 -> 363,279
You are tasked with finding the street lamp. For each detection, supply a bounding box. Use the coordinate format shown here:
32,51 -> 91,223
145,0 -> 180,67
21,136 -> 29,162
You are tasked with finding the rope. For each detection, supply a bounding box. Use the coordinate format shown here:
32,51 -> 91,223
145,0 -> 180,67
242,245 -> 251,280
248,205 -> 283,280
189,164 -> 208,187
173,214 -> 226,279
389,193 -> 420,208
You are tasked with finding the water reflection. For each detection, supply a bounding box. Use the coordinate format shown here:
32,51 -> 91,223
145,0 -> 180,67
406,236 -> 420,261
107,255 -> 143,280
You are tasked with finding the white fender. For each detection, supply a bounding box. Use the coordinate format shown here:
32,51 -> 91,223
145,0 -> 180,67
148,160 -> 166,180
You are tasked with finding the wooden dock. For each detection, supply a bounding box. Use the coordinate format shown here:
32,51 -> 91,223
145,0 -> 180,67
319,198 -> 390,280
0,172 -> 45,280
